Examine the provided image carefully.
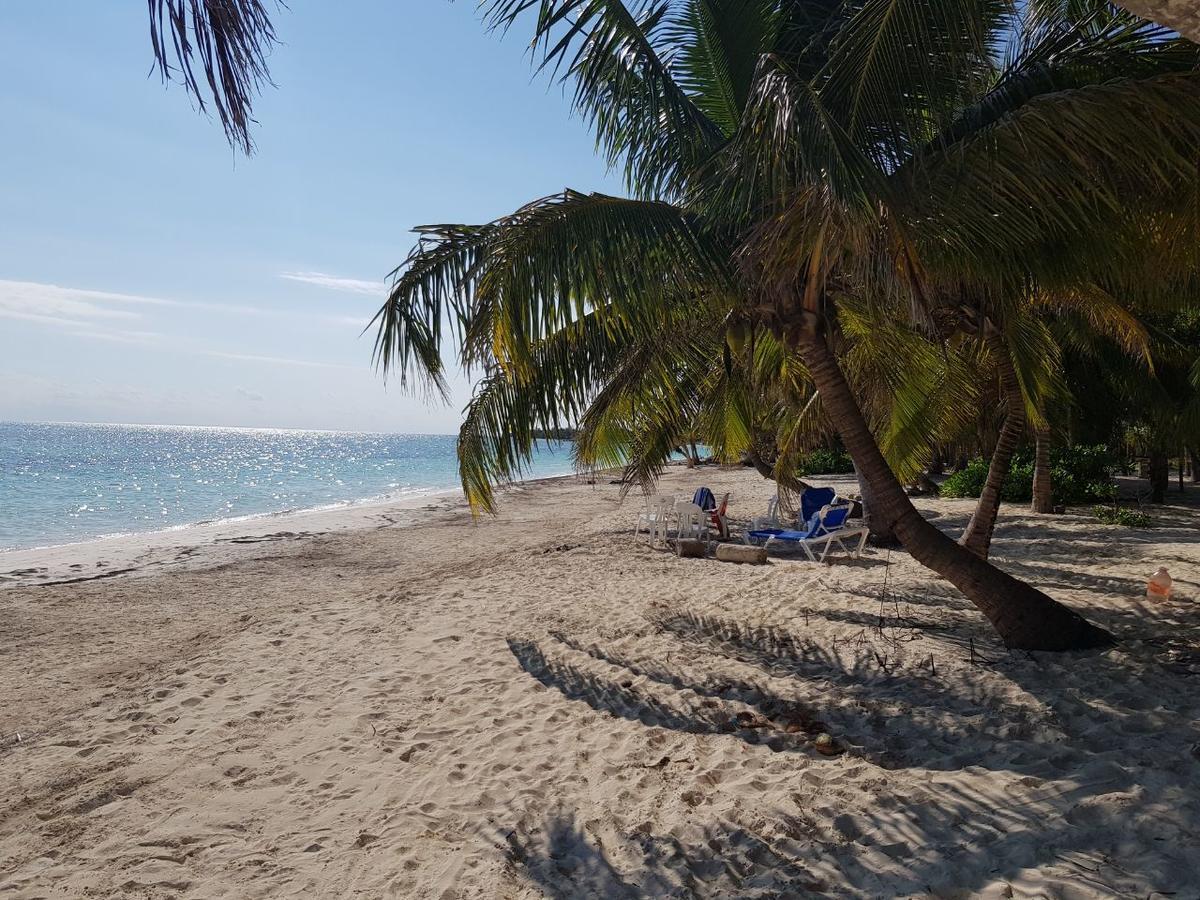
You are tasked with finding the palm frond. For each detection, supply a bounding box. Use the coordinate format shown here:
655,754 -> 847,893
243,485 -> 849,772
819,0 -> 1012,161
147,0 -> 279,154
838,296 -> 981,481
1030,284 -> 1153,366
573,311 -> 720,487
904,72 -> 1200,285
1000,313 -> 1067,426
370,222 -> 498,397
931,10 -> 1197,156
475,191 -> 732,371
457,310 -> 636,512
704,53 -> 883,221
665,0 -> 782,135
372,191 -> 730,392
482,0 -> 726,196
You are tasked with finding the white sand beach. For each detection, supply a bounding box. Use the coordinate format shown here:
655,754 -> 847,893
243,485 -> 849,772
2,466 -> 1199,898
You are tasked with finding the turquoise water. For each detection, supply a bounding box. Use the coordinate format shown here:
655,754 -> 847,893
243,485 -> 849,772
0,422 -> 576,551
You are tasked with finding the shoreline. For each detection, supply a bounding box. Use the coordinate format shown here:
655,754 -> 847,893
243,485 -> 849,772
0,469 -> 587,589
0,486 -> 463,555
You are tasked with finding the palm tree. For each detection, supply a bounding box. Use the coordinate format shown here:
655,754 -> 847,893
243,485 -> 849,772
956,284 -> 1153,557
1031,424 -> 1055,512
1027,285 -> 1163,514
1082,309 -> 1200,502
373,1 -> 1200,650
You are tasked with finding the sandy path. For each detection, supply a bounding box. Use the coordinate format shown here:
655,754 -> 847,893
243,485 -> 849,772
2,468 -> 1199,898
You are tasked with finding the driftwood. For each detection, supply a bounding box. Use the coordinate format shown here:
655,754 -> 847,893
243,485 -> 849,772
715,543 -> 768,565
676,538 -> 707,558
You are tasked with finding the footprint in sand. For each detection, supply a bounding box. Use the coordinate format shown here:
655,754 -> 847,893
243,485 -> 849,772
398,742 -> 429,762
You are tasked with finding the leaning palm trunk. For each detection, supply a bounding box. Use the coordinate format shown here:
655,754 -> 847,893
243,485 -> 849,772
798,331 -> 1110,651
853,462 -> 900,546
743,447 -> 777,479
961,349 -> 1026,558
744,446 -> 812,491
1031,425 -> 1054,513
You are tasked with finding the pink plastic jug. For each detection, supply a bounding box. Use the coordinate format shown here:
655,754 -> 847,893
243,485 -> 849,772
1146,567 -> 1172,601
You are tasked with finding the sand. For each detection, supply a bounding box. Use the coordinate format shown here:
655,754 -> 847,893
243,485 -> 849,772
2,466 -> 1199,899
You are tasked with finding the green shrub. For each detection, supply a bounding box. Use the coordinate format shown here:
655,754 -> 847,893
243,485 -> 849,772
939,444 -> 1117,505
939,457 -> 1034,501
797,447 -> 855,476
1051,445 -> 1119,503
937,458 -> 986,498
1092,505 -> 1153,528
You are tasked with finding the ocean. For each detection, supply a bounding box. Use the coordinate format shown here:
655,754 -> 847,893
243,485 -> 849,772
0,422 -> 576,551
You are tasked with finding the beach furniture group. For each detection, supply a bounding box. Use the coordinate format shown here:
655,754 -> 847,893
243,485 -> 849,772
634,488 -> 729,545
635,485 -> 867,562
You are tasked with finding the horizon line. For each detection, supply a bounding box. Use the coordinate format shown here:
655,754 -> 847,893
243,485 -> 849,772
0,418 -> 461,437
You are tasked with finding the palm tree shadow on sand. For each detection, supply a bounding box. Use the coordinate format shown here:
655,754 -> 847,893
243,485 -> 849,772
504,602 -> 1200,896
499,810 -> 829,899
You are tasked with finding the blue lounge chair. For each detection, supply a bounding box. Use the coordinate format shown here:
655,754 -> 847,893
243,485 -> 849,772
799,486 -> 837,523
749,486 -> 838,533
745,504 -> 868,561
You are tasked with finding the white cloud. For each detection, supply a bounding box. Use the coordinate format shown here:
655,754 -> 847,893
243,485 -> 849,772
0,280 -> 171,317
62,328 -> 163,345
0,281 -> 164,343
206,350 -> 360,370
235,386 -> 265,402
280,271 -> 384,296
0,278 -> 376,371
0,278 -> 370,328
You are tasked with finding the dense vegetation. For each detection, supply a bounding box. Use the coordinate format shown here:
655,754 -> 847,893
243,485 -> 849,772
940,445 -> 1119,505
796,448 -> 855,477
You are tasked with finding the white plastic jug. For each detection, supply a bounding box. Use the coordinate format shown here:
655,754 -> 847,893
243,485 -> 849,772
1147,567 -> 1172,601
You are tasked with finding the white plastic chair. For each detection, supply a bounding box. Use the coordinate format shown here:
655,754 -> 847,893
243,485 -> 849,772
749,495 -> 782,532
635,495 -> 674,546
673,500 -> 709,540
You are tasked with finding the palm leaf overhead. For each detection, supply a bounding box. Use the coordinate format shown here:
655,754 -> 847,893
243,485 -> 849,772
902,73 -> 1200,285
1031,283 -> 1153,367
818,0 -> 1011,159
372,190 -> 731,392
666,0 -> 785,134
455,309 -> 639,511
836,296 -> 982,480
483,0 -> 728,196
147,0 -> 280,154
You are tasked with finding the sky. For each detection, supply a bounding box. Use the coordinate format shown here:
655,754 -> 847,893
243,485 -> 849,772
0,2 -> 620,432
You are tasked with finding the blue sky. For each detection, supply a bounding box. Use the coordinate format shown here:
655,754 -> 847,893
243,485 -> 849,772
0,2 -> 619,431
